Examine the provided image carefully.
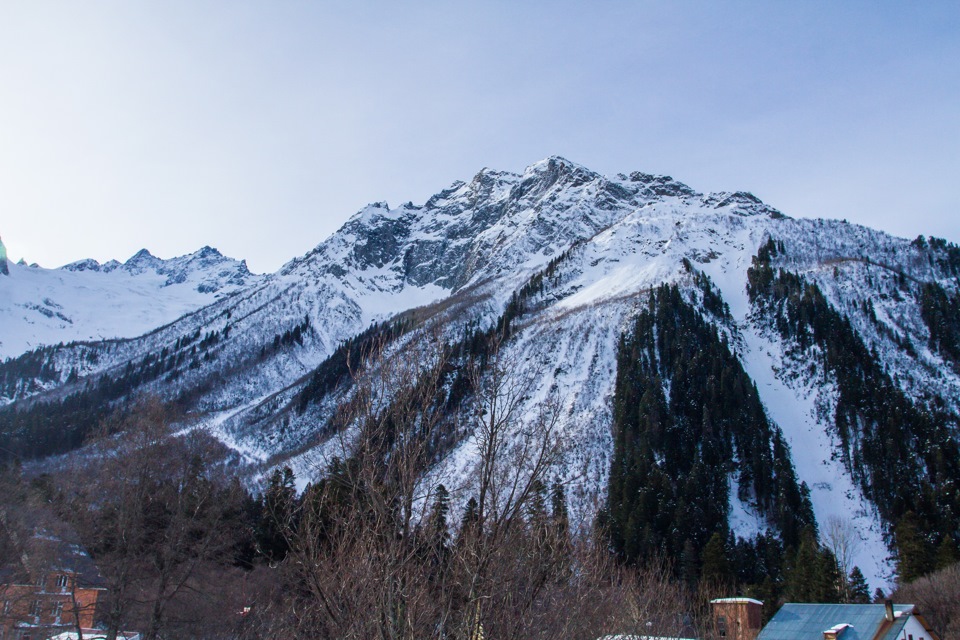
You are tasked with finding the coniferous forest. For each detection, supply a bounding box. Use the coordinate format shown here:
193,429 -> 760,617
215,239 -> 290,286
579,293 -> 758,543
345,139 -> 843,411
601,279 -> 858,612
747,239 -> 960,579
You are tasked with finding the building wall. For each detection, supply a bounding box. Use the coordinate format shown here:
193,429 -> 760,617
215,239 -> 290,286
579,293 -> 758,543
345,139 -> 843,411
895,615 -> 936,640
1,573 -> 102,636
712,600 -> 763,640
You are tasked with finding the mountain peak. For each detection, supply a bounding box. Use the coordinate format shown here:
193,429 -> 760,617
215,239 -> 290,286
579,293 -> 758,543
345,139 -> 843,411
526,155 -> 590,173
524,155 -> 598,183
127,248 -> 156,263
624,171 -> 699,198
195,245 -> 224,258
511,156 -> 601,202
61,258 -> 103,273
701,190 -> 786,218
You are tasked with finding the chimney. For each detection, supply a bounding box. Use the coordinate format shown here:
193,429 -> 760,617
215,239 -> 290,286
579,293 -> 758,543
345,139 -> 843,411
823,623 -> 852,640
884,599 -> 894,622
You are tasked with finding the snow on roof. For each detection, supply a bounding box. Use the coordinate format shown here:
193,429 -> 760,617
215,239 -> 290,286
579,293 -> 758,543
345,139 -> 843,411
48,631 -> 141,640
597,636 -> 698,640
823,623 -> 853,633
710,597 -> 763,605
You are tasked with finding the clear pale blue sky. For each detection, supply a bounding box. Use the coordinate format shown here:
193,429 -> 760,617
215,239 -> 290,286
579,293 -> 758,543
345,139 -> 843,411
1,1 -> 958,273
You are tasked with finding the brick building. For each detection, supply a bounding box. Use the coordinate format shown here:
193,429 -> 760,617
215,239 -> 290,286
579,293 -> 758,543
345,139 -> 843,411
1,533 -> 107,640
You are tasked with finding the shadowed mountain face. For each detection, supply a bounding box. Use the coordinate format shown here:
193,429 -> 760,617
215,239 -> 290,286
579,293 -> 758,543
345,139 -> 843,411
2,157 -> 959,588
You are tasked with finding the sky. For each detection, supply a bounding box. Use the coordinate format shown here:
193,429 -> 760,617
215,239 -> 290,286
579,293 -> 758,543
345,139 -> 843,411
1,1 -> 958,274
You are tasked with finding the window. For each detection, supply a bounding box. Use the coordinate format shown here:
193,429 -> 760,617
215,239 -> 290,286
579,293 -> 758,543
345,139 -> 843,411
29,599 -> 43,617
52,601 -> 64,621
717,614 -> 727,637
55,574 -> 69,589
2,599 -> 10,615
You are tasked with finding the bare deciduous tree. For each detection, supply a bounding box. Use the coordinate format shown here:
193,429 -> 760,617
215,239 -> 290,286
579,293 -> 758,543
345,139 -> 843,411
283,329 -> 455,638
894,561 -> 960,638
57,397 -> 247,640
821,514 -> 862,601
256,328 -> 696,639
456,336 -> 564,639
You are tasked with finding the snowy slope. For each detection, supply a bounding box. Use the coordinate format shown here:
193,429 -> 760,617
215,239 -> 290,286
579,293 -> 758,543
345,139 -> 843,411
408,202 -> 930,588
0,246 -> 260,360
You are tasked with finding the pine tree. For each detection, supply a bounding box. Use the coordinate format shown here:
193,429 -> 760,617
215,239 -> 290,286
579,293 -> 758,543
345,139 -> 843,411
816,547 -> 842,603
256,466 -> 297,563
550,481 -> 568,531
894,511 -> 933,582
784,539 -> 816,602
527,479 -> 548,523
458,497 -> 480,546
785,528 -> 842,602
848,566 -> 870,604
701,531 -> 733,586
550,481 -> 570,552
427,484 -> 451,559
935,536 -> 959,570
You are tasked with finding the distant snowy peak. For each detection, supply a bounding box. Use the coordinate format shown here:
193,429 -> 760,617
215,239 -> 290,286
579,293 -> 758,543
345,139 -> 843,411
60,245 -> 252,287
0,244 -> 261,360
61,258 -> 117,273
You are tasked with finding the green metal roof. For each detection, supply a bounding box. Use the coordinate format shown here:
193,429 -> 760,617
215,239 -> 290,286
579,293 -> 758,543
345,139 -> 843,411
757,603 -> 913,640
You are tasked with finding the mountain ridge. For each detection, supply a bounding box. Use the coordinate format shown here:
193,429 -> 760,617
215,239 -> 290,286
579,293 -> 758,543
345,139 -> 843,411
2,157 -> 959,591
0,243 -> 261,360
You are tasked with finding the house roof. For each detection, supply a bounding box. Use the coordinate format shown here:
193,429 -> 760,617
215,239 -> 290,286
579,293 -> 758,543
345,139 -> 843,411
756,603 -> 916,640
0,528 -> 107,589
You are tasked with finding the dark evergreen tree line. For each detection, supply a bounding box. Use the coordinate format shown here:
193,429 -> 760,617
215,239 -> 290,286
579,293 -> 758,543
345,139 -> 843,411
0,319 -> 259,462
913,234 -> 960,277
919,281 -> 960,368
0,346 -> 61,400
604,283 -> 815,585
295,315 -> 414,413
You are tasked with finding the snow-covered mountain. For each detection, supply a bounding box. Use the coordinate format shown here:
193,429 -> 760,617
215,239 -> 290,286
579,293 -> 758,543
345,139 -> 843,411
2,157 -> 959,590
0,244 -> 261,360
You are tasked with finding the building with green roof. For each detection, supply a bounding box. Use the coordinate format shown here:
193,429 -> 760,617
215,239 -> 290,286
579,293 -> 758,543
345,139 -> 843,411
756,602 -> 939,640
